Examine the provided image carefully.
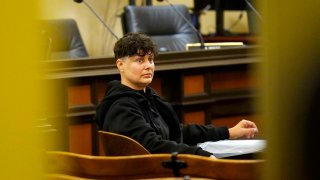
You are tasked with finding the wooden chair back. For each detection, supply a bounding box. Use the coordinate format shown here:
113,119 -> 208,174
98,130 -> 150,156
45,151 -> 265,180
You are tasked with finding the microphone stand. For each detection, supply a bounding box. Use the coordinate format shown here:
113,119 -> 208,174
162,0 -> 205,49
244,0 -> 263,21
74,0 -> 119,40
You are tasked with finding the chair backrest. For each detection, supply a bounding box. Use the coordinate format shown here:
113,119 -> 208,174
122,5 -> 200,52
40,18 -> 88,60
45,151 -> 265,180
98,130 -> 150,156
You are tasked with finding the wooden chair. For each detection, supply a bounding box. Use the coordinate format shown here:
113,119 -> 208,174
98,130 -> 150,156
45,151 -> 264,180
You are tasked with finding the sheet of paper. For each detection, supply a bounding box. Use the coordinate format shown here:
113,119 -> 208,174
198,139 -> 266,158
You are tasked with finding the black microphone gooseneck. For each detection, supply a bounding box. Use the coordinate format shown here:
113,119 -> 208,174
73,0 -> 119,40
244,0 -> 263,22
157,0 -> 205,50
41,30 -> 53,60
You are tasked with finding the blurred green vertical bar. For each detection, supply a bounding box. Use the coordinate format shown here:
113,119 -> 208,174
0,1 -> 43,179
262,0 -> 320,180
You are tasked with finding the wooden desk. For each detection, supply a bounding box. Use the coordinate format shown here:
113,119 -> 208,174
42,46 -> 261,155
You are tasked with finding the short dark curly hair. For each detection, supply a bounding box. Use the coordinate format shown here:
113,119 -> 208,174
114,32 -> 158,59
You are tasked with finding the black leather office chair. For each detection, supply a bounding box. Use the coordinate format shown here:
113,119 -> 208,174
122,5 -> 200,52
40,18 -> 88,60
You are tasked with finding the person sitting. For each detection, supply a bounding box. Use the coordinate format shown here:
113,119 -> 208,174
95,32 -> 258,158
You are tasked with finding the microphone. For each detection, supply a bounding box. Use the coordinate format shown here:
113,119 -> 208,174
244,0 -> 263,22
73,0 -> 119,40
157,0 -> 205,50
41,29 -> 53,60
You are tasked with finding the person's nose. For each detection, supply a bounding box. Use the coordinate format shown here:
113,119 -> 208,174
144,59 -> 153,69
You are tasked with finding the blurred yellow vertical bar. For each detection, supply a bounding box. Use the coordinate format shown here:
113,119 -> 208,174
0,1 -> 43,179
262,0 -> 320,180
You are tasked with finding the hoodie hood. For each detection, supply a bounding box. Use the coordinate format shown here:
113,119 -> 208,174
94,80 -> 156,129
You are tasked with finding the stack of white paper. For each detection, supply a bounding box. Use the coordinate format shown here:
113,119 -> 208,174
198,139 -> 266,158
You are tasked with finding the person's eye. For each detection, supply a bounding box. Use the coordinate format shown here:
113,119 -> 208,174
135,59 -> 143,63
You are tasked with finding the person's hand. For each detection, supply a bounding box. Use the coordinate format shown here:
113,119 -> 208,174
228,119 -> 258,139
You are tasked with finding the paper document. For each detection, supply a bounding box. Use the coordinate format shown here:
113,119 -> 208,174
198,139 -> 266,158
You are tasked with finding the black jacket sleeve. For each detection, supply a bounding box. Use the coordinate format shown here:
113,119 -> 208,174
154,95 -> 230,146
181,124 -> 230,146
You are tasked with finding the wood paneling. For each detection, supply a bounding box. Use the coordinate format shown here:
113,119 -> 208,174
212,115 -> 256,128
184,111 -> 206,125
68,85 -> 91,107
69,123 -> 92,155
96,81 -> 108,102
150,77 -> 162,96
184,75 -> 205,96
211,67 -> 252,91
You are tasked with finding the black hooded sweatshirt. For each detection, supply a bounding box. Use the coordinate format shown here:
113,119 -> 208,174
95,80 -> 229,157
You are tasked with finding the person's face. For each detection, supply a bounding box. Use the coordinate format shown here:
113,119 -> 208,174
116,52 -> 155,90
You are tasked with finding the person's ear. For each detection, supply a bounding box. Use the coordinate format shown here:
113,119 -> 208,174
116,59 -> 124,72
